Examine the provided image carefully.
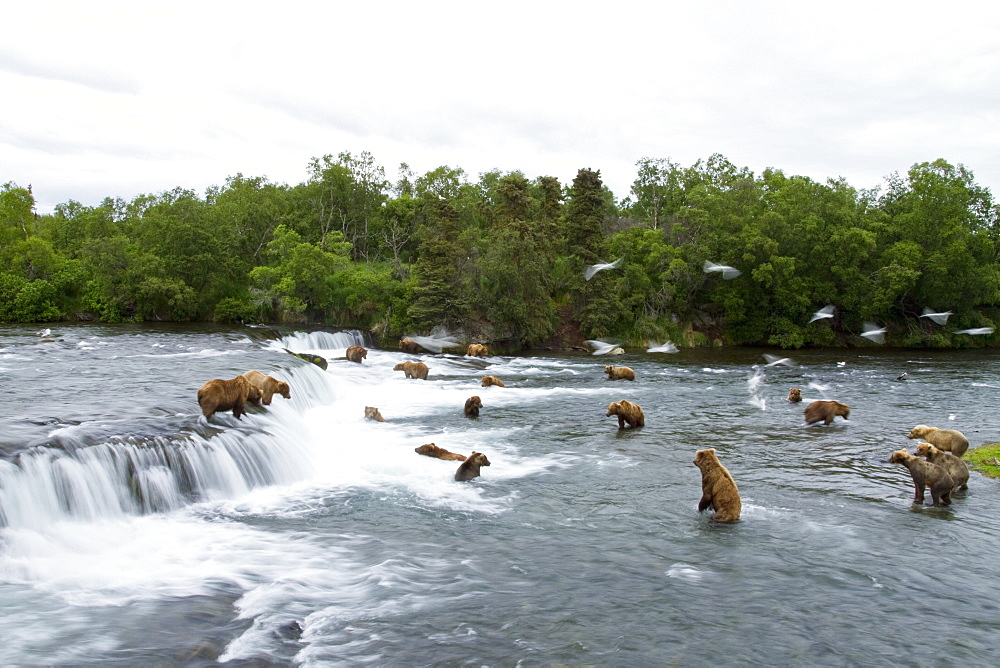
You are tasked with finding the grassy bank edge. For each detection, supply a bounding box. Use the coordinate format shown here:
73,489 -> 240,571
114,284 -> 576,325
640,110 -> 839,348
964,443 -> 1000,479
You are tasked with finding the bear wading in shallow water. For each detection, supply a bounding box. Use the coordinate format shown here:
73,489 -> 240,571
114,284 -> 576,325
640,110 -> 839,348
364,406 -> 385,422
481,375 -> 505,388
694,448 -> 741,522
803,400 -> 850,425
606,400 -> 644,429
887,449 -> 954,507
346,345 -> 368,363
241,370 -> 291,406
907,425 -> 969,457
914,441 -> 969,491
464,395 -> 483,417
197,376 -> 262,419
455,451 -> 491,481
604,365 -> 635,381
393,361 -> 429,379
415,443 -> 467,461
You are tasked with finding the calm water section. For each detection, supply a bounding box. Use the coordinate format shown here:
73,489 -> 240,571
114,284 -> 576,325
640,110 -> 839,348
1,323 -> 999,665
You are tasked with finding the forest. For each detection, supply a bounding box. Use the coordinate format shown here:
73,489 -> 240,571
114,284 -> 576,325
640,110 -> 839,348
2,152 -> 998,350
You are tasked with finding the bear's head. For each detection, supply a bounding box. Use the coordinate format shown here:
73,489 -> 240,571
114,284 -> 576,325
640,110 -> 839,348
908,425 -> 932,439
606,401 -> 621,417
914,442 -> 937,458
887,449 -> 912,464
694,448 -> 718,469
364,406 -> 381,419
604,365 -> 614,374
393,363 -> 406,371
467,396 -> 482,408
468,451 -> 490,467
787,388 -> 802,402
276,381 -> 291,399
835,402 -> 850,419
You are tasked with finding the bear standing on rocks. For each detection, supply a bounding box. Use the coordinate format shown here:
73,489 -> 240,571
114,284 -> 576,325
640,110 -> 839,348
606,400 -> 645,429
787,388 -> 802,403
455,451 -> 491,481
393,361 -> 429,379
604,365 -> 635,381
467,343 -> 489,357
694,448 -> 741,522
415,443 -> 467,461
364,406 -> 385,422
914,442 -> 969,491
346,345 -> 368,363
887,449 -> 954,506
197,376 -> 262,419
481,375 -> 505,388
241,370 -> 291,406
400,338 -> 420,354
803,400 -> 850,425
907,425 -> 970,457
464,395 -> 483,417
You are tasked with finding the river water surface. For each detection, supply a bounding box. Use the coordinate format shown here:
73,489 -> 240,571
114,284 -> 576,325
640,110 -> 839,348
1,324 -> 999,665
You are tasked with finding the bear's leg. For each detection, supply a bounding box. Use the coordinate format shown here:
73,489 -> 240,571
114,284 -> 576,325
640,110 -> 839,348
698,494 -> 713,512
233,398 -> 245,419
912,481 -> 925,504
617,415 -> 626,429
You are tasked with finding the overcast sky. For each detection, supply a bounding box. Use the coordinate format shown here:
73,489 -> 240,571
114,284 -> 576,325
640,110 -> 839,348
3,1 -> 999,213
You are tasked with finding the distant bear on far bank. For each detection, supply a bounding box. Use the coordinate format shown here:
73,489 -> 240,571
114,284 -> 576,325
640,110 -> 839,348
467,343 -> 489,357
346,345 -> 368,363
455,451 -> 491,481
804,400 -> 850,425
907,425 -> 969,457
394,361 -> 429,379
604,365 -> 635,381
241,370 -> 291,406
787,388 -> 802,402
481,375 -> 505,387
197,376 -> 262,419
694,448 -> 741,522
606,400 -> 645,429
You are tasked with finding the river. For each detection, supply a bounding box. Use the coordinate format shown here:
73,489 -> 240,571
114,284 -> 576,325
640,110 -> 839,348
1,323 -> 998,665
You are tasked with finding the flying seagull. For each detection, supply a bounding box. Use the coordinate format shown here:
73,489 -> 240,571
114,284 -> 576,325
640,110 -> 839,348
584,257 -> 624,281
763,353 -> 795,367
955,327 -> 994,335
919,308 -> 953,325
702,260 -> 741,280
646,340 -> 680,353
809,305 -> 835,323
584,339 -> 625,355
860,322 -> 887,344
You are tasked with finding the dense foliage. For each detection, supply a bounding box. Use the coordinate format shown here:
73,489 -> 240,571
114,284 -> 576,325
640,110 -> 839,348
4,151 -> 1000,349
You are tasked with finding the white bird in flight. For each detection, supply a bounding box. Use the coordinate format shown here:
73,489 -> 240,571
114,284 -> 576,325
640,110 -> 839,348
702,260 -> 741,280
919,308 -> 953,325
584,257 -> 624,281
646,340 -> 679,353
809,305 -> 835,323
585,339 -> 625,355
955,327 -> 994,335
860,322 -> 887,344
763,353 -> 795,367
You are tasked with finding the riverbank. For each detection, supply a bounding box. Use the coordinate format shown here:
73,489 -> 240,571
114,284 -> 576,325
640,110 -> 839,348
965,443 -> 1000,478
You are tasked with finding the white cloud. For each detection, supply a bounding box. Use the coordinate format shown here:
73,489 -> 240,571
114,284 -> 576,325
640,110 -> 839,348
3,0 -> 1000,213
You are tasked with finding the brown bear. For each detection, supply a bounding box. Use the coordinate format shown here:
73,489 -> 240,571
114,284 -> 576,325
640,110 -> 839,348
693,448 -> 742,522
464,395 -> 483,417
346,345 -> 368,363
393,361 -> 429,379
415,443 -> 467,461
455,451 -> 491,481
364,406 -> 385,422
604,365 -> 635,381
887,449 -> 955,506
399,337 -> 420,354
907,425 -> 969,457
241,370 -> 291,406
787,387 -> 802,403
914,441 -> 969,491
803,400 -> 850,425
606,400 -> 645,429
481,375 -> 506,388
467,343 -> 489,357
197,376 -> 262,419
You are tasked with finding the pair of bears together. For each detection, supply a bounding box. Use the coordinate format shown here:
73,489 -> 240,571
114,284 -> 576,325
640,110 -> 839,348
197,370 -> 291,419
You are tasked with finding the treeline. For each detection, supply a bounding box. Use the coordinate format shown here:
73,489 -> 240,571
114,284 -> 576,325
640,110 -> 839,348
2,152 -> 999,349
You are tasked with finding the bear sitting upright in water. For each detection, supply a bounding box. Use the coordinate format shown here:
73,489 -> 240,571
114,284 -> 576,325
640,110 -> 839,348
693,448 -> 741,522
197,376 -> 262,419
464,395 -> 483,417
606,400 -> 644,429
787,388 -> 802,402
346,345 -> 368,363
455,451 -> 491,481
